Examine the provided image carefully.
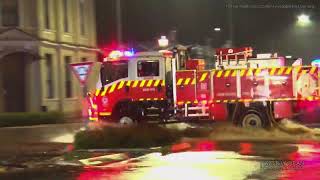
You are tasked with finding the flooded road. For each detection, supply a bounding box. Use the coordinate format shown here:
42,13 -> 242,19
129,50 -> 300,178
0,123 -> 82,178
2,141 -> 319,180
1,122 -> 320,179
74,141 -> 320,180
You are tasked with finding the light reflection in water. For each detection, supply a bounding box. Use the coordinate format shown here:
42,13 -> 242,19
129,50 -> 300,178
279,143 -> 320,180
78,151 -> 260,180
50,133 -> 74,143
77,142 -> 320,180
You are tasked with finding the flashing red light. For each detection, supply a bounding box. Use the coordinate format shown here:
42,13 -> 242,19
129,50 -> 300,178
239,143 -> 253,155
159,50 -> 173,58
195,140 -> 216,151
171,142 -> 192,153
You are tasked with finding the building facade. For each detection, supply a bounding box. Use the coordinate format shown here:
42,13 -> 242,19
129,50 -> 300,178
0,0 -> 99,113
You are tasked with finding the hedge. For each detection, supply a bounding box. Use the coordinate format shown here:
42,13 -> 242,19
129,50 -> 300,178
0,112 -> 64,127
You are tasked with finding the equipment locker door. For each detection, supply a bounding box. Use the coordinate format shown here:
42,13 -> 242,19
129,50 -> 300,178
240,68 -> 269,100
269,67 -> 294,99
176,71 -> 196,103
196,71 -> 211,102
213,69 -> 238,101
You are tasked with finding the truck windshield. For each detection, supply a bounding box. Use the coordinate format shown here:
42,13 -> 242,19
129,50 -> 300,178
101,60 -> 128,85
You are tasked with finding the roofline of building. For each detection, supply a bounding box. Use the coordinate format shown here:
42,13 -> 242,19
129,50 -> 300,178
40,40 -> 99,51
0,27 -> 99,51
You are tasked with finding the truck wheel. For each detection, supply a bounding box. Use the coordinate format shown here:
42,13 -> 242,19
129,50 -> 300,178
119,116 -> 135,126
240,110 -> 266,128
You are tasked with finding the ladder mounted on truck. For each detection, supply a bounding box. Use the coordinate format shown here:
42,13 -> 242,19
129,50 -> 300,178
216,47 -> 253,69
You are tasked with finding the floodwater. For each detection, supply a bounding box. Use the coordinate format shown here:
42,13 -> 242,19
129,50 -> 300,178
74,141 -> 320,180
1,121 -> 320,179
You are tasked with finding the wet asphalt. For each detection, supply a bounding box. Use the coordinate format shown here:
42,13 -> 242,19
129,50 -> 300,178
0,123 -> 320,180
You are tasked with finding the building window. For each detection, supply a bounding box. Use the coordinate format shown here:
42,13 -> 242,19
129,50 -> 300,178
65,56 -> 72,98
137,61 -> 160,77
79,0 -> 86,35
81,57 -> 87,62
63,0 -> 69,32
25,0 -> 37,27
1,0 -> 19,26
45,54 -> 54,99
43,0 -> 50,29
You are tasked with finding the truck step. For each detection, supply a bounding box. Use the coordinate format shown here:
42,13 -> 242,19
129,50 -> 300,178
147,107 -> 160,110
182,107 -> 209,110
187,113 -> 209,117
145,114 -> 160,117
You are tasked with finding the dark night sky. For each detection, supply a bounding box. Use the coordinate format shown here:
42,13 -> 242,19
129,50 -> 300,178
96,0 -> 320,63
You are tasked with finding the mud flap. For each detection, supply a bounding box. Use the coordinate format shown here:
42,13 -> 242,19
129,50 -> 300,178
209,103 -> 228,121
273,101 -> 293,119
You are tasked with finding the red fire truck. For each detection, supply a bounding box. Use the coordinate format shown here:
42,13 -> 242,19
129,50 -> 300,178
87,47 -> 320,128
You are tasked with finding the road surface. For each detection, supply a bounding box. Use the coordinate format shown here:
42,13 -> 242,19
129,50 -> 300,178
1,123 -> 320,179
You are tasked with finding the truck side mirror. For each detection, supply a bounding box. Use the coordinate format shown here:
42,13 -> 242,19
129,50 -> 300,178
100,67 -> 107,86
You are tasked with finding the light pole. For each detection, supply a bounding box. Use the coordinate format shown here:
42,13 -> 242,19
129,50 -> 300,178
116,0 -> 123,47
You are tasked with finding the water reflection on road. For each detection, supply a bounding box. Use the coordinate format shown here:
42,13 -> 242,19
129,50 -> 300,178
77,141 -> 320,180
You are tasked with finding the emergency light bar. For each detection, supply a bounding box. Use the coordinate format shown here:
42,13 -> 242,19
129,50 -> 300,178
104,49 -> 135,61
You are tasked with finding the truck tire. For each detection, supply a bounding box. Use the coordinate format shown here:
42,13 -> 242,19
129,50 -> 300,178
113,101 -> 138,125
240,109 -> 269,128
119,116 -> 135,126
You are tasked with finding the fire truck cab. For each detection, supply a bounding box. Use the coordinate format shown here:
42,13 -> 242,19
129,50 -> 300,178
89,48 -> 189,124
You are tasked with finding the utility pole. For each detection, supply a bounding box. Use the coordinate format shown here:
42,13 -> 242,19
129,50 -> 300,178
116,0 -> 122,47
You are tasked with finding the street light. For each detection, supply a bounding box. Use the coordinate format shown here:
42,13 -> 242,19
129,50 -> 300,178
158,36 -> 169,48
212,27 -> 222,48
297,14 -> 311,27
214,27 -> 221,32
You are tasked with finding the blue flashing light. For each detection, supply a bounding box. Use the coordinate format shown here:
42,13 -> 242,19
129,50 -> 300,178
311,59 -> 320,66
124,49 -> 135,57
